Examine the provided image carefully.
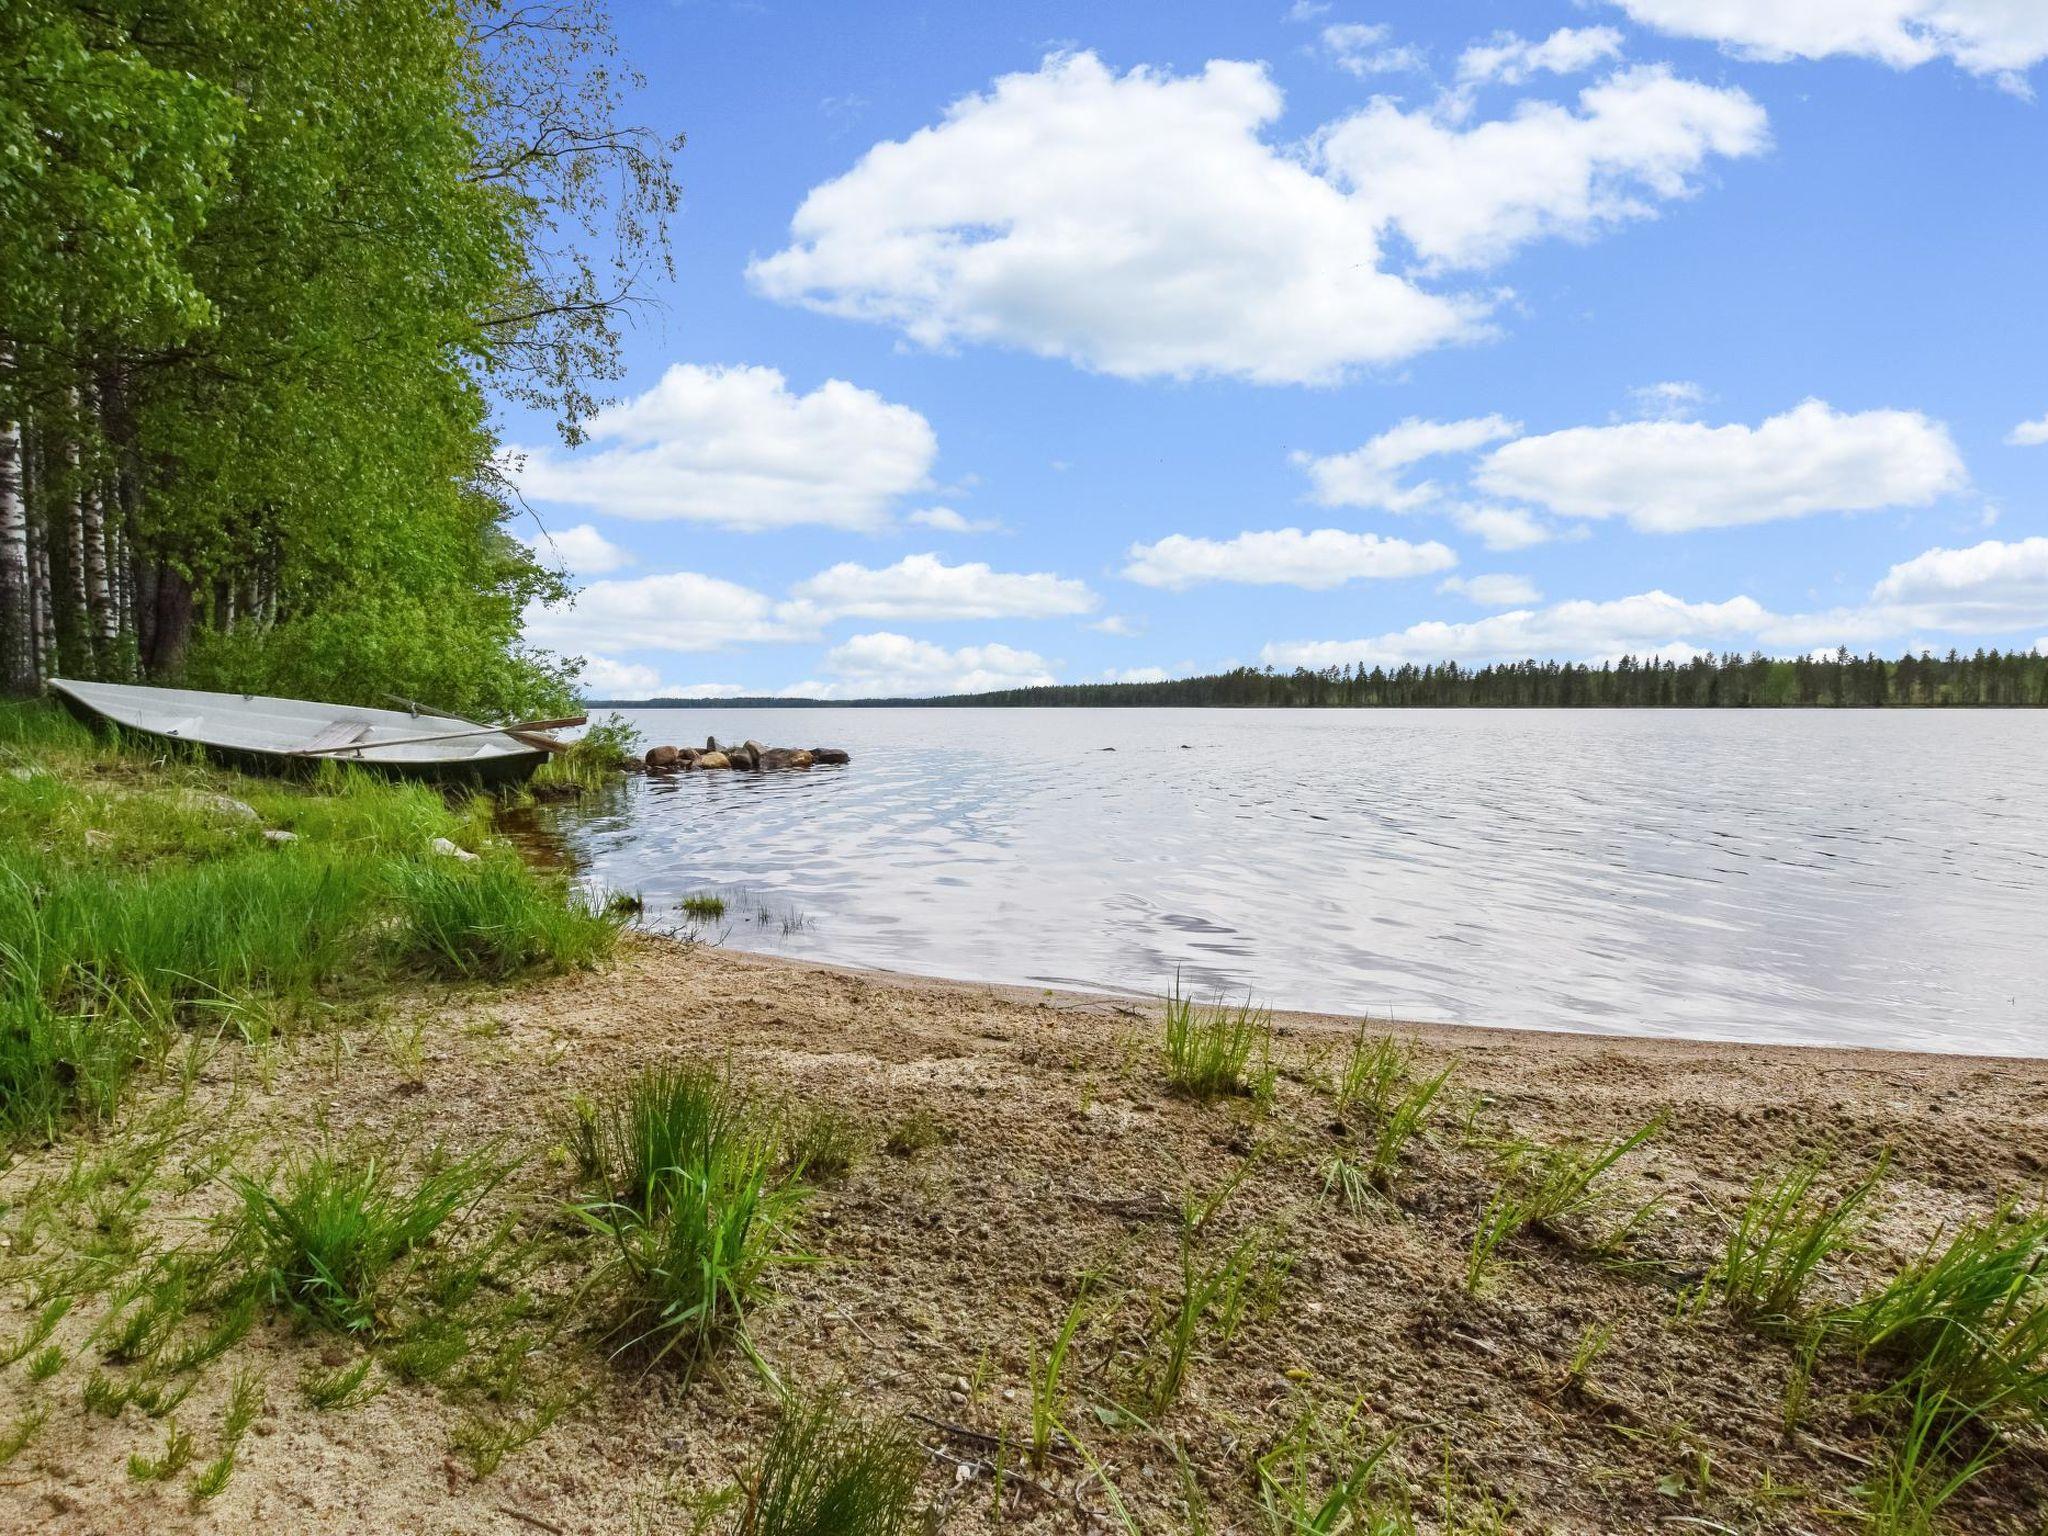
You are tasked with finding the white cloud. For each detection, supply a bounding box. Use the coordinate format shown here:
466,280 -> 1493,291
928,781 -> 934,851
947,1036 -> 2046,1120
1315,65 -> 1768,271
1263,591 -> 1772,668
782,553 -> 1097,623
507,364 -> 936,531
1123,528 -> 1457,590
1322,23 -> 1427,77
1285,1 -> 1331,21
1102,665 -> 1173,684
525,572 -> 814,654
1457,27 -> 1626,86
907,506 -> 1003,533
1448,504 -> 1561,551
1440,573 -> 1543,605
1475,400 -> 1967,532
1628,380 -> 1707,421
751,52 -> 1764,384
521,523 -> 635,576
1296,414 -> 1522,511
574,655 -> 677,697
2006,413 -> 2048,447
1089,614 -> 1140,636
807,632 -> 1057,698
1869,537 -> 2048,629
1260,536 -> 2048,670
1605,1 -> 2048,81
750,53 -> 1479,385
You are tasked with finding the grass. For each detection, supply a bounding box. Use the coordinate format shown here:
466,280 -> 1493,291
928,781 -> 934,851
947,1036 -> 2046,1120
1705,1152 -> 1888,1325
1252,1399 -> 1396,1535
300,1355 -> 381,1409
570,1062 -> 808,1369
126,1415 -> 196,1481
1466,1119 -> 1661,1290
0,700 -> 620,1146
738,1391 -> 926,1536
190,1368 -> 265,1499
783,1104 -> 864,1182
1163,981 -> 1273,1101
1332,1028 -> 1408,1121
1141,1197 -> 1284,1415
681,892 -> 728,920
1029,1281 -> 1094,1469
390,857 -> 623,980
231,1141 -> 509,1332
1834,1196 -> 2048,1427
883,1107 -> 952,1158
1857,1386 -> 2003,1536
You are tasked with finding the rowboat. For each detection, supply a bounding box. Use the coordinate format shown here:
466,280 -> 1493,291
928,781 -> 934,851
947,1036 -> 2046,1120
49,679 -> 565,787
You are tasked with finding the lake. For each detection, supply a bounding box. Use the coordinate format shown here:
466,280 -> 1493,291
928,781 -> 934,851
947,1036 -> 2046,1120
533,708 -> 2048,1057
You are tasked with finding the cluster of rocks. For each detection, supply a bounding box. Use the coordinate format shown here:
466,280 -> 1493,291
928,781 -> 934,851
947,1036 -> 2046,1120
637,736 -> 852,774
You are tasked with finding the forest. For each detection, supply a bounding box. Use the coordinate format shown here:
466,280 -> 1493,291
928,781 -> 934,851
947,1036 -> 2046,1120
0,0 -> 674,717
605,647 -> 2048,708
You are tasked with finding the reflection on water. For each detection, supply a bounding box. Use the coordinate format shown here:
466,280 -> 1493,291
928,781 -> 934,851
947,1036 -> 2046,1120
528,708 -> 2048,1056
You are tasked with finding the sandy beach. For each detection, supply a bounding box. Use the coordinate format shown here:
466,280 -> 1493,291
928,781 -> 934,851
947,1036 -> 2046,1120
6,935 -> 2046,1534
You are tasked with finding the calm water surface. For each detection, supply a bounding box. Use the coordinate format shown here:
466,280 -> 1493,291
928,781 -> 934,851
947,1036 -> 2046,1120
536,709 -> 2048,1056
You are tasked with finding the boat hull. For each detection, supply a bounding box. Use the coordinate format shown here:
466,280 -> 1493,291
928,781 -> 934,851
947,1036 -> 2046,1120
49,680 -> 550,788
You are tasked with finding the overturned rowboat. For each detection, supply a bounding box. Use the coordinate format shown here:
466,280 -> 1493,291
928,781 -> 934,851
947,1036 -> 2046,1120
49,679 -> 578,787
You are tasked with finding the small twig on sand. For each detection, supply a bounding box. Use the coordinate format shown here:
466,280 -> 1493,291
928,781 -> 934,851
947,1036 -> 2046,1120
496,1508 -> 568,1535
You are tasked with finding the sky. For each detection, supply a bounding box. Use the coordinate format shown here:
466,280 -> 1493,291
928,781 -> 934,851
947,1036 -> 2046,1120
502,0 -> 2048,700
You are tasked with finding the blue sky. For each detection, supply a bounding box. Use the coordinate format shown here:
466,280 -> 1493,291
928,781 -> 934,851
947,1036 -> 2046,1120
503,0 -> 2048,698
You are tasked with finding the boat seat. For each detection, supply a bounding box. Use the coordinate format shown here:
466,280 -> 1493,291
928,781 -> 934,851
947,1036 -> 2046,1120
304,721 -> 374,752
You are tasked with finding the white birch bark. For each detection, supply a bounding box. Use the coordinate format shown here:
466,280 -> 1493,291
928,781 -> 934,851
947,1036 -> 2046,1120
0,351 -> 34,694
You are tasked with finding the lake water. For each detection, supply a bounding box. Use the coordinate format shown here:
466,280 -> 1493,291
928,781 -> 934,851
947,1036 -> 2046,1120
534,708 -> 2048,1057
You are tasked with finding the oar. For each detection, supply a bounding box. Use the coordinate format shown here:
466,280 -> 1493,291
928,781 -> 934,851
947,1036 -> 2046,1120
293,714 -> 587,756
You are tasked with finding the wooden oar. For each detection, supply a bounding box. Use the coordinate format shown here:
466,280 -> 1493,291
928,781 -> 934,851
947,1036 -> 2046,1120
293,714 -> 586,757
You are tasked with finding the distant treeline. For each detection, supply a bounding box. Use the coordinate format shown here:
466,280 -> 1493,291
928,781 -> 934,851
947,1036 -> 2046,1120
593,648 -> 2048,709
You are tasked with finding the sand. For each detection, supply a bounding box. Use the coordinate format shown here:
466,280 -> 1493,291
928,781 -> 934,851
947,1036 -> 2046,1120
3,936 -> 2045,1534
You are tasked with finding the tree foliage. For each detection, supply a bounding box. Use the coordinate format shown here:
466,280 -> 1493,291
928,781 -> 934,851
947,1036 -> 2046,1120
0,0 -> 677,714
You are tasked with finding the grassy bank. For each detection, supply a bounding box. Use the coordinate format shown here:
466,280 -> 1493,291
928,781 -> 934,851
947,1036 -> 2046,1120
0,703 -> 2044,1533
0,703 -> 620,1146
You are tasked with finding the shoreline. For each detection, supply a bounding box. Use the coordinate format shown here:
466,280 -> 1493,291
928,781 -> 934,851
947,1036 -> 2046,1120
688,938 -> 2048,1068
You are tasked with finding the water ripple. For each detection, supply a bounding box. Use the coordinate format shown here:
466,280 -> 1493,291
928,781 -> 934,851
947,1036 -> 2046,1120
535,708 -> 2048,1057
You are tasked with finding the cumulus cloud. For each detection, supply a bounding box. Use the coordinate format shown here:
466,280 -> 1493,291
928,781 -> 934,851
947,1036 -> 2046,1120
804,632 -> 1058,698
525,572 -> 815,654
507,364 -> 936,531
907,506 -> 1003,533
1122,528 -> 1457,590
1456,27 -> 1626,86
1089,615 -> 1141,636
1869,537 -> 2048,629
574,655 -> 679,697
1262,591 -> 1771,669
1475,400 -> 1967,532
1321,23 -> 1427,77
1603,1 -> 2048,82
1296,415 -> 1522,511
1440,573 -> 1542,605
1260,536 -> 2048,670
782,553 -> 1097,623
1315,65 -> 1768,271
1628,380 -> 1708,421
2006,413 -> 2048,447
750,51 -> 1764,384
1448,504 -> 1563,550
1102,665 -> 1173,684
520,523 -> 634,576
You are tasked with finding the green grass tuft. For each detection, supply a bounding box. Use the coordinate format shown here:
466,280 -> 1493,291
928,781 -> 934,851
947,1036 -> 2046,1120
739,1391 -> 926,1536
390,858 -> 623,980
1707,1152 -> 1887,1326
232,1141 -> 508,1332
1163,982 -> 1273,1102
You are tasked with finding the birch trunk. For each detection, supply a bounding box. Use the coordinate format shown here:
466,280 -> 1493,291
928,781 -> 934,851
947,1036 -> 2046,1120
0,351 -> 34,695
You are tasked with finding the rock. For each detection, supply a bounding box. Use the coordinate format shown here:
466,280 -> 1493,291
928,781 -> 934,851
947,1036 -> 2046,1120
263,829 -> 299,844
810,747 -> 851,765
729,741 -> 760,770
621,755 -> 648,773
786,749 -> 814,769
645,745 -> 681,770
429,836 -> 479,862
184,791 -> 260,822
756,748 -> 795,770
705,735 -> 720,752
695,750 -> 731,770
